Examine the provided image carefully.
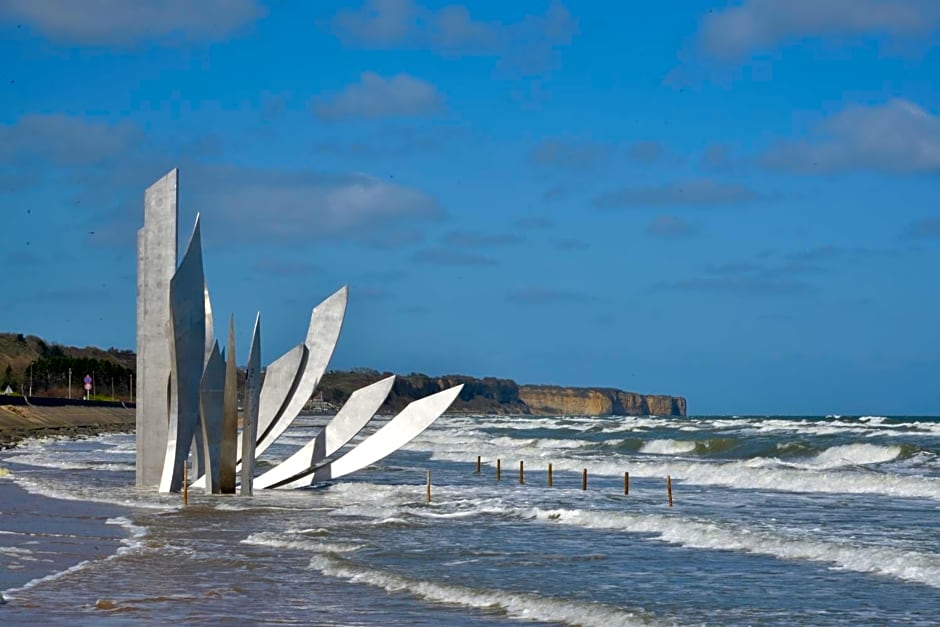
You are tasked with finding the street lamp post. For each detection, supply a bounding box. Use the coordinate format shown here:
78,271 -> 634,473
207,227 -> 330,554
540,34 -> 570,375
68,368 -> 72,400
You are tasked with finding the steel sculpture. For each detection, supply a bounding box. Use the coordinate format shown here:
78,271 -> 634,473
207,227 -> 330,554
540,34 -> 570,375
135,169 -> 460,494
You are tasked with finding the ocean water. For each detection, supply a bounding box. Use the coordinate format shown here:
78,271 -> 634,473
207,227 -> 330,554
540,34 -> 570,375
1,413 -> 939,625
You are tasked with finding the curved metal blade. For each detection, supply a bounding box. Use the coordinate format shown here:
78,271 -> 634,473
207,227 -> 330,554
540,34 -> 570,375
252,285 -> 347,460
279,384 -> 462,488
159,215 -> 206,493
255,375 -> 395,490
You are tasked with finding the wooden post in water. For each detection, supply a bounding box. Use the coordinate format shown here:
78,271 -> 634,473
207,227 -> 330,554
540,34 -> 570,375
519,460 -> 524,484
582,468 -> 587,491
667,475 -> 673,507
497,459 -> 501,481
183,462 -> 189,507
475,455 -> 481,474
426,470 -> 431,503
624,471 -> 630,495
548,463 -> 553,487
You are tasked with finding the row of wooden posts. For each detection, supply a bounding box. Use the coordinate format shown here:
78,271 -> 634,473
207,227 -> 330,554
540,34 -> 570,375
424,457 -> 674,507
183,457 -> 673,509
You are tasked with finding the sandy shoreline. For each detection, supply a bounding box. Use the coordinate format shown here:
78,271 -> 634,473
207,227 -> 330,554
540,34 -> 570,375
0,403 -> 134,450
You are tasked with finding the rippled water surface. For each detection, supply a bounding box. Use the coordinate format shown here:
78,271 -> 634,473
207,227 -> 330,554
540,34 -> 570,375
2,414 -> 940,625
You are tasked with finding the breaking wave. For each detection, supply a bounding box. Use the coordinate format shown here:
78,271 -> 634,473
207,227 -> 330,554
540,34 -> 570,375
639,439 -> 696,455
306,553 -> 657,626
526,508 -> 940,589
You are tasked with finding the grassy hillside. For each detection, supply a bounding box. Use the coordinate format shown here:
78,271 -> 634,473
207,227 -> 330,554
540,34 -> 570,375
0,333 -> 134,371
0,332 -> 135,398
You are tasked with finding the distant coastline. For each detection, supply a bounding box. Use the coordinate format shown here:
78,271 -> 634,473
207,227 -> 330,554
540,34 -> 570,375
0,332 -> 688,446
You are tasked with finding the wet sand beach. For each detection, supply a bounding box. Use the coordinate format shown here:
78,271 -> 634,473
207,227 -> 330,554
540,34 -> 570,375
0,478 -> 131,603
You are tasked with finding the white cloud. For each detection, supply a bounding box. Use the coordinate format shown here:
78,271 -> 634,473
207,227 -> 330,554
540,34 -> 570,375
697,0 -> 940,59
192,166 -> 444,242
531,138 -> 611,169
331,0 -> 418,46
593,179 -> 760,209
0,114 -> 445,252
314,73 -> 445,120
443,232 -> 525,247
506,286 -> 584,305
0,0 -> 265,45
648,216 -> 699,238
0,114 -> 141,165
761,100 -> 940,174
626,141 -> 665,164
412,248 -> 497,266
903,218 -> 940,239
701,144 -> 736,172
330,0 -> 576,74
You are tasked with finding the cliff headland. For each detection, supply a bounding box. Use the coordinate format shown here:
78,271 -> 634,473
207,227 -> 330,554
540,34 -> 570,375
318,370 -> 686,417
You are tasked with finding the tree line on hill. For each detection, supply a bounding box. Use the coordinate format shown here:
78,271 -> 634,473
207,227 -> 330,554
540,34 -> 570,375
0,333 -> 135,400
2,356 -> 135,399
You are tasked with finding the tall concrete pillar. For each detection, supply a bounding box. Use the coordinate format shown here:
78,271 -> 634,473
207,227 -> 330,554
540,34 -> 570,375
136,169 -> 178,488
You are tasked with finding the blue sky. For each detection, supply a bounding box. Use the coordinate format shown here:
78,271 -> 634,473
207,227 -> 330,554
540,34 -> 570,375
1,1 -> 938,415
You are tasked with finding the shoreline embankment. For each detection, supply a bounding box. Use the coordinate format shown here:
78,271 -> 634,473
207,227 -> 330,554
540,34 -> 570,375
0,397 -> 134,450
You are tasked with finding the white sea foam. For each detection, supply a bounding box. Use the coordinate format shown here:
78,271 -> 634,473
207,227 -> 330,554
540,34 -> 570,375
306,553 -> 656,627
0,517 -> 148,598
0,546 -> 37,562
106,516 -> 148,540
2,451 -> 134,472
2,557 -> 99,598
269,434 -> 318,447
11,475 -> 175,510
639,439 -> 696,455
4,436 -> 136,472
526,508 -> 940,589
807,444 -> 901,469
242,531 -> 363,554
413,505 -> 509,520
511,454 -> 940,501
535,438 -> 588,450
687,460 -> 933,500
373,517 -> 409,526
412,415 -> 940,501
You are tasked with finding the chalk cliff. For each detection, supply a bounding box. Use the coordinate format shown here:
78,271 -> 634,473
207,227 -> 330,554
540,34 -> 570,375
318,370 -> 686,417
518,385 -> 686,417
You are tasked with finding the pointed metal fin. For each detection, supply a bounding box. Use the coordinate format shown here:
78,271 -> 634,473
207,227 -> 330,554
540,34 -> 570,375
281,384 -> 462,488
255,375 -> 395,489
